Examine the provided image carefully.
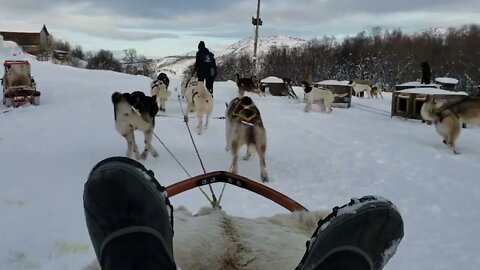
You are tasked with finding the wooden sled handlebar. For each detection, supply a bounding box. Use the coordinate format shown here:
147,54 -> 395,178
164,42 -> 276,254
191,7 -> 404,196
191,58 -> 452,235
165,171 -> 308,213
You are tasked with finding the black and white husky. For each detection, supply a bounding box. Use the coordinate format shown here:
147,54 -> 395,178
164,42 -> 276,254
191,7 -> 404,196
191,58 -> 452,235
151,79 -> 171,112
225,96 -> 269,182
111,91 -> 159,160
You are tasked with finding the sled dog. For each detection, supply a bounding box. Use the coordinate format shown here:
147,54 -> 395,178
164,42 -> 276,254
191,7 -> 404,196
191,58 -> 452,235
301,81 -> 348,113
225,96 -> 269,182
421,95 -> 480,154
181,75 -> 197,103
150,79 -> 171,112
369,86 -> 384,99
156,72 -> 170,88
111,91 -> 159,159
183,79 -> 213,135
236,73 -> 265,97
351,82 -> 372,98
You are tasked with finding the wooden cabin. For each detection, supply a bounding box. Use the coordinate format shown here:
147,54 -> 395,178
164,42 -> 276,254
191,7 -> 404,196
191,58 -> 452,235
0,25 -> 50,56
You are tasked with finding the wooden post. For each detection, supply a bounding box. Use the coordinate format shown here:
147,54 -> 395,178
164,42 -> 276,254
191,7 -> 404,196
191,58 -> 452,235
252,0 -> 261,77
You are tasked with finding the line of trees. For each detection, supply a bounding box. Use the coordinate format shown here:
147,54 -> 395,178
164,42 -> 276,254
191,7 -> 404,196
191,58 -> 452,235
216,24 -> 480,92
47,37 -> 153,76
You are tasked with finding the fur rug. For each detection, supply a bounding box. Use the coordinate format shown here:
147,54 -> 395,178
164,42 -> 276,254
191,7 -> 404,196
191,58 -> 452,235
83,207 -> 327,270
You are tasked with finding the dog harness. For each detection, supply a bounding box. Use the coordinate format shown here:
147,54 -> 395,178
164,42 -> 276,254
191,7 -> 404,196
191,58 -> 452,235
232,101 -> 258,124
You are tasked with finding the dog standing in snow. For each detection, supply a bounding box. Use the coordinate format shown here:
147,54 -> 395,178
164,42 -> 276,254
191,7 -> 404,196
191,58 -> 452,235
111,91 -> 159,160
420,94 -> 480,154
236,73 -> 265,97
182,77 -> 213,135
225,96 -> 269,182
301,81 -> 347,113
151,79 -> 171,112
181,75 -> 197,103
369,86 -> 384,99
351,82 -> 372,98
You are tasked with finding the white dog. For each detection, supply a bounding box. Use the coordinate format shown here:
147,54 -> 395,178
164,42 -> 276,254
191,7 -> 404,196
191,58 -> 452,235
151,79 -> 171,112
183,78 -> 213,135
82,207 -> 328,270
351,82 -> 372,98
301,81 -> 347,113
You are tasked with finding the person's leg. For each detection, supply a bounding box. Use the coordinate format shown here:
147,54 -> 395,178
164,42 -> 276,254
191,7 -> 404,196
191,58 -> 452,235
295,195 -> 404,270
205,76 -> 214,94
84,157 -> 177,270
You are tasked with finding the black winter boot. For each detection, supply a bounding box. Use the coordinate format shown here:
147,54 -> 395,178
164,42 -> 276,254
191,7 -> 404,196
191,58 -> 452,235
84,157 -> 176,270
295,195 -> 404,270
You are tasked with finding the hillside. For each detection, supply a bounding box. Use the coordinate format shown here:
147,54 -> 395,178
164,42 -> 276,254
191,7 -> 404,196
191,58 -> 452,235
154,35 -> 307,76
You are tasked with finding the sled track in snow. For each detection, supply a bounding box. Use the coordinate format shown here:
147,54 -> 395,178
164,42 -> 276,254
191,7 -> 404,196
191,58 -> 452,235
353,103 -> 391,117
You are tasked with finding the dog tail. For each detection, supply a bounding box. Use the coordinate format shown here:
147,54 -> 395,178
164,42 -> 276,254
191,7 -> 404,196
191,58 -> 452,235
111,92 -> 123,104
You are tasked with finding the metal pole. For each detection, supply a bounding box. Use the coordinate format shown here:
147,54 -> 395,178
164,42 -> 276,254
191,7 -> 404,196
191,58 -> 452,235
253,0 -> 261,77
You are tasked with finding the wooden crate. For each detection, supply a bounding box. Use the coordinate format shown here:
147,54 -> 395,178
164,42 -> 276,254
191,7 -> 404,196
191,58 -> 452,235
314,81 -> 353,108
391,88 -> 468,128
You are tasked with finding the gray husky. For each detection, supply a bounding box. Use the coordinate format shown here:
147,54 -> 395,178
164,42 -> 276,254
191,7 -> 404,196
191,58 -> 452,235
225,96 -> 269,182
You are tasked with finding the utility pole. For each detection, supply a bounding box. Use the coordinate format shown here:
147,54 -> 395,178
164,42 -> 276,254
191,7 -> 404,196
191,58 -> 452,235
252,0 -> 262,77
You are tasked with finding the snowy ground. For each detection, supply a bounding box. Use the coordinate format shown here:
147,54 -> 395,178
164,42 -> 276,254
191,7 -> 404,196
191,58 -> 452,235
1,44 -> 480,270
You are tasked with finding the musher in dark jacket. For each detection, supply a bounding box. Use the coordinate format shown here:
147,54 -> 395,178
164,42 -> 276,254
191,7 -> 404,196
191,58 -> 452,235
193,41 -> 217,95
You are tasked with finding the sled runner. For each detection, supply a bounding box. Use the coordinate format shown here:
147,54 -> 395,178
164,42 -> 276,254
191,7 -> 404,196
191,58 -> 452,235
2,60 -> 41,107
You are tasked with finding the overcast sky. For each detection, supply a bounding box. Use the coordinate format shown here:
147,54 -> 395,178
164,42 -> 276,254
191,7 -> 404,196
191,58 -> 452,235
1,0 -> 479,58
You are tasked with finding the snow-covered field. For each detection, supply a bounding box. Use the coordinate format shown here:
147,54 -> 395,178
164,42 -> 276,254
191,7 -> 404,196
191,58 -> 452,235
1,41 -> 480,270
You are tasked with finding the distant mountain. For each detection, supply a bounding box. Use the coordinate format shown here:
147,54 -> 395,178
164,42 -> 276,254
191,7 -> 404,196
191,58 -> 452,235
153,35 -> 307,76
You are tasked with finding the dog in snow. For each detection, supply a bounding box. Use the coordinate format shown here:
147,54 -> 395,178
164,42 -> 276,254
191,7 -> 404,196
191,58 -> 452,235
225,96 -> 269,182
181,75 -> 197,102
182,76 -> 213,135
351,82 -> 372,98
301,81 -> 348,113
420,94 -> 480,154
111,91 -> 159,159
236,73 -> 265,97
369,86 -> 384,99
151,78 -> 171,112
156,72 -> 170,88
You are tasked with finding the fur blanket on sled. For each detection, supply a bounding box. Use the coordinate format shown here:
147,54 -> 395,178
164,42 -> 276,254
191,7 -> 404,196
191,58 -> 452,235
83,206 -> 328,270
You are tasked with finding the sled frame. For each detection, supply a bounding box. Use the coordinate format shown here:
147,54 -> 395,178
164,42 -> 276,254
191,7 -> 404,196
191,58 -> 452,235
166,171 -> 308,212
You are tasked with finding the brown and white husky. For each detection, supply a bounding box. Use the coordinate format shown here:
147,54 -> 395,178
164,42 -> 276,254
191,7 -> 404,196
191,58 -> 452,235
225,96 -> 269,182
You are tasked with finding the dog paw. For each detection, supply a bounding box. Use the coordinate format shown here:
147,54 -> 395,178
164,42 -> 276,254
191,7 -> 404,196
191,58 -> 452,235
453,150 -> 461,155
261,172 -> 269,183
225,146 -> 231,152
243,155 -> 251,161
